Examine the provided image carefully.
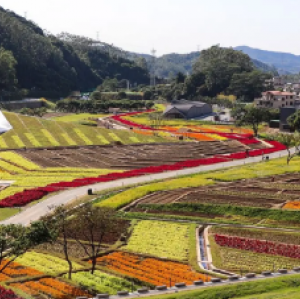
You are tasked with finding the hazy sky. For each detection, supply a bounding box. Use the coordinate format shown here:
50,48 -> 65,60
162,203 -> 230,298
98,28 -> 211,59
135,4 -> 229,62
1,0 -> 300,56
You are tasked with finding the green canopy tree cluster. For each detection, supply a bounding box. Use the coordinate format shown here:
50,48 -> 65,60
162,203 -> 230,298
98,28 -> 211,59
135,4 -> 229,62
190,45 -> 271,101
56,98 -> 153,113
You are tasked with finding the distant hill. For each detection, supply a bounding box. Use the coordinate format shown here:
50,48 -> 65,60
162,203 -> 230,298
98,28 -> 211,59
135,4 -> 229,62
133,51 -> 278,78
0,6 -> 149,98
234,46 -> 300,74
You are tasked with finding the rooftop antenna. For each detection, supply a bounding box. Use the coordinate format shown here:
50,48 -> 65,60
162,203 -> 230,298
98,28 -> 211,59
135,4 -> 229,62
24,12 -> 27,19
197,44 -> 201,52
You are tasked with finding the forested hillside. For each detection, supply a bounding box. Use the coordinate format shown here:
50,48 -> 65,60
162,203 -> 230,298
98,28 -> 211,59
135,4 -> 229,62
134,50 -> 278,78
0,6 -> 149,98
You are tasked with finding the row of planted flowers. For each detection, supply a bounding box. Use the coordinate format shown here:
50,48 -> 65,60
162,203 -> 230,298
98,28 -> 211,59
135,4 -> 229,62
215,234 -> 300,259
112,111 -> 262,145
0,140 -> 286,208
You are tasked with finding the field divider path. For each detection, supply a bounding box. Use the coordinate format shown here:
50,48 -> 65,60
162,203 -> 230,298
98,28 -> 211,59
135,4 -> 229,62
0,147 -> 293,226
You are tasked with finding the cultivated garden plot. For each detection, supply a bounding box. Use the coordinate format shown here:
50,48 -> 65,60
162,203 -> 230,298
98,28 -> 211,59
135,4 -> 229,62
209,226 -> 300,273
10,277 -> 91,299
95,251 -> 212,287
127,174 -> 300,214
18,140 -> 246,169
123,220 -> 190,261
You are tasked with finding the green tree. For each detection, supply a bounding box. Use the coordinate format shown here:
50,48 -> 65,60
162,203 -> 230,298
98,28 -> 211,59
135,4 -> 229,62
0,221 -> 53,273
134,57 -> 148,71
0,47 -> 17,91
232,105 -> 271,137
90,91 -> 102,101
287,110 -> 300,131
193,45 -> 254,96
228,70 -> 270,101
275,133 -> 300,165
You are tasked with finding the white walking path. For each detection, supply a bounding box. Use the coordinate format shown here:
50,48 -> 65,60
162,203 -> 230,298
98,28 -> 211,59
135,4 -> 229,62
0,147 -> 293,226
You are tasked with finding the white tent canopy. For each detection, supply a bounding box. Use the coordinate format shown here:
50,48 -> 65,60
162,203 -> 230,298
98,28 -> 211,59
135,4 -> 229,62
0,111 -> 12,134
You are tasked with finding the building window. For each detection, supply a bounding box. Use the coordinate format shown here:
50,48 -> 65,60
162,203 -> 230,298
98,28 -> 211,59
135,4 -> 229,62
282,104 -> 285,107
291,102 -> 294,105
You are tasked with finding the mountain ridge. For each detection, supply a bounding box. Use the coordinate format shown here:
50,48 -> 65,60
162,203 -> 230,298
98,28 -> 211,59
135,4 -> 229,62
234,46 -> 300,74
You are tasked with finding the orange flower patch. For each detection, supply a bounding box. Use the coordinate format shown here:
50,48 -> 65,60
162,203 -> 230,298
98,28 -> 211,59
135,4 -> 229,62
11,277 -> 90,299
133,129 -> 154,136
94,252 -> 211,287
283,202 -> 300,210
0,260 -> 43,281
183,132 -> 216,141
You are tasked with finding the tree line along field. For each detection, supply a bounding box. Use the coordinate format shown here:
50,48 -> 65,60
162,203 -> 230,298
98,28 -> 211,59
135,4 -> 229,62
0,112 -> 165,149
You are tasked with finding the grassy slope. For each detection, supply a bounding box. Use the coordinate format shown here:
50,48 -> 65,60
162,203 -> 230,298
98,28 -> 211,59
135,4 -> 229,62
0,208 -> 18,220
143,275 -> 300,299
237,288 -> 300,299
0,112 -> 166,149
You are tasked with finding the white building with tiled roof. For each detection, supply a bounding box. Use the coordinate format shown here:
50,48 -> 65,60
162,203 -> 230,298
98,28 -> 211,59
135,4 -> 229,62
255,91 -> 298,109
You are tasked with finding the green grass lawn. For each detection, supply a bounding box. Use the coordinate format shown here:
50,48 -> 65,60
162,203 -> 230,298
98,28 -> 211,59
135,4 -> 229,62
0,208 -> 19,221
236,288 -> 300,299
145,275 -> 300,299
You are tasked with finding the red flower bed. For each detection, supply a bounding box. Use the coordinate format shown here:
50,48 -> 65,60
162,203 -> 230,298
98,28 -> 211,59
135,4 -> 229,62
215,234 -> 300,259
112,110 -> 156,130
0,286 -> 21,299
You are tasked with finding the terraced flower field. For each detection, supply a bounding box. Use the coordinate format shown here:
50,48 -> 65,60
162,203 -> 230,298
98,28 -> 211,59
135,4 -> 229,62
209,226 -> 300,273
123,220 -> 190,261
209,234 -> 300,273
67,271 -> 137,295
15,252 -> 83,274
95,252 -> 211,286
0,112 -> 165,150
0,151 -> 120,217
10,277 -> 91,299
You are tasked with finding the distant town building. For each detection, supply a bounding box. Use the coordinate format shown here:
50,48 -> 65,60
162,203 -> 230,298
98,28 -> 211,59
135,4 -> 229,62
163,100 -> 212,119
255,91 -> 298,109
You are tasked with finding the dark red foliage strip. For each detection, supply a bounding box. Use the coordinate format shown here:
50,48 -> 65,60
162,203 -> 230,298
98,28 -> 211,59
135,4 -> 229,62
215,234 -> 300,259
0,286 -> 22,299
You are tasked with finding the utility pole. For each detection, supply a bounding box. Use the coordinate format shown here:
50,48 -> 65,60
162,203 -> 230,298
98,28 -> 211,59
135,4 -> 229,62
150,49 -> 157,87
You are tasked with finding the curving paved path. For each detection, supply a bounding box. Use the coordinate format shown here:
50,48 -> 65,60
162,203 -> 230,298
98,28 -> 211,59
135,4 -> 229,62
0,148 -> 293,226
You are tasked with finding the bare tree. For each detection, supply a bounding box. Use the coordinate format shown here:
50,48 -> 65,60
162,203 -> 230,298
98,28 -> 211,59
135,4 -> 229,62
44,206 -> 74,279
69,205 -> 116,274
